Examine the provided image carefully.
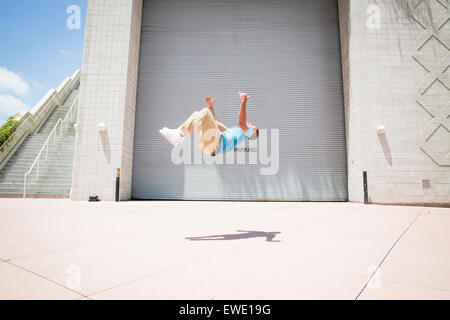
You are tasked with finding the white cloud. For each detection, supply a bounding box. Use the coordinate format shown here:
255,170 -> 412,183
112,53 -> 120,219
0,67 -> 30,120
0,67 -> 30,98
59,49 -> 71,57
0,94 -> 28,116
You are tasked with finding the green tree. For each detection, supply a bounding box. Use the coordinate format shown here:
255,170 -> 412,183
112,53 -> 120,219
0,113 -> 21,148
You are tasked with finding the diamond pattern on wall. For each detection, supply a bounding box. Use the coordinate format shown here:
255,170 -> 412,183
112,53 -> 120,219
410,0 -> 450,166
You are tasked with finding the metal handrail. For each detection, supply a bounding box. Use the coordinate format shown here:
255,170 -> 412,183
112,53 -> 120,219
23,95 -> 79,199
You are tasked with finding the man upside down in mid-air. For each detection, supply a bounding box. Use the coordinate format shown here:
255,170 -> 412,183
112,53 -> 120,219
159,92 -> 259,156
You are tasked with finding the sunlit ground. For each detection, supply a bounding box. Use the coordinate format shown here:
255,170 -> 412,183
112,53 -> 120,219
0,199 -> 449,300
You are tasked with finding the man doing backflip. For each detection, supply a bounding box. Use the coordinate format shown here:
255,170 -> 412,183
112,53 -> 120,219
159,92 -> 259,156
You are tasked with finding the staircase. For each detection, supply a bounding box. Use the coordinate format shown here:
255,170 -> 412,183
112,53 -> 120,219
0,86 -> 79,197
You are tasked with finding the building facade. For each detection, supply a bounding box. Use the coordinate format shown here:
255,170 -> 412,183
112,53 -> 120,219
71,0 -> 449,205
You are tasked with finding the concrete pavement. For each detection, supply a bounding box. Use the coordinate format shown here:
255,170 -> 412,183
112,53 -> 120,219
0,199 -> 449,300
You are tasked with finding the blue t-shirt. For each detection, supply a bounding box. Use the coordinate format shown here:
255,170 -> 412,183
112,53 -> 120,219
218,126 -> 253,154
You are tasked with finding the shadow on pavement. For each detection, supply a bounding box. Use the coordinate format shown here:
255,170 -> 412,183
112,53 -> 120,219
186,230 -> 281,242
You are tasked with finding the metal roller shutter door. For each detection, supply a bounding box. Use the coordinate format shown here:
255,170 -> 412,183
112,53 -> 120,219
132,0 -> 348,200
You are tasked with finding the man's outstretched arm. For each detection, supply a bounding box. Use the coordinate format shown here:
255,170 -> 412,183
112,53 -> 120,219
205,96 -> 219,122
238,92 -> 251,133
206,96 -> 227,132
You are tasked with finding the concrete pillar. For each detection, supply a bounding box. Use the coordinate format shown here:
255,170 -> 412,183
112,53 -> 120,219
71,0 -> 143,201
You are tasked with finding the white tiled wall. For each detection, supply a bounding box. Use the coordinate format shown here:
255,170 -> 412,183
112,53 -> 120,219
71,0 -> 143,201
339,0 -> 449,205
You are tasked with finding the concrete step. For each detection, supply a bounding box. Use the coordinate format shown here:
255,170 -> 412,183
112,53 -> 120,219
4,162 -> 73,169
0,188 -> 72,194
5,154 -> 75,161
16,144 -> 74,151
0,181 -> 73,187
6,153 -> 75,161
4,159 -> 74,165
1,175 -> 72,183
5,160 -> 74,169
41,112 -> 71,118
7,187 -> 72,192
10,146 -> 74,152
39,126 -> 74,131
1,170 -> 74,177
39,123 -> 75,130
38,119 -> 72,128
21,134 -> 75,140
2,167 -> 73,174
9,146 -> 74,153
0,192 -> 71,196
9,148 -> 75,155
6,152 -> 74,159
16,139 -> 75,146
39,116 -> 74,122
1,170 -> 73,178
0,177 -> 73,183
4,160 -> 74,168
20,135 -> 49,139
0,180 -> 73,186
2,171 -> 73,179
3,156 -> 74,164
41,111 -> 71,116
1,184 -> 72,190
16,137 -> 74,146
15,140 -> 74,148
40,115 -> 74,120
38,131 -> 75,136
1,171 -> 72,177
14,143 -> 75,152
1,174 -> 72,181
0,168 -> 73,175
4,159 -> 74,166
37,114 -> 76,128
4,151 -> 74,159
38,125 -> 75,129
0,179 -> 73,187
1,169 -> 74,177
15,139 -> 73,145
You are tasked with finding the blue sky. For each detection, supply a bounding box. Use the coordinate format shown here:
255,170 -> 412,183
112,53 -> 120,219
0,0 -> 87,124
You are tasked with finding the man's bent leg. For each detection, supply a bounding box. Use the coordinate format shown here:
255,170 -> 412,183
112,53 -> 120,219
161,108 -> 210,147
197,109 -> 221,155
178,108 -> 220,154
178,110 -> 203,137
